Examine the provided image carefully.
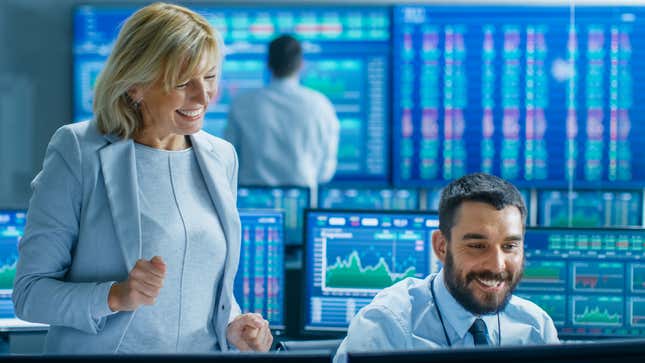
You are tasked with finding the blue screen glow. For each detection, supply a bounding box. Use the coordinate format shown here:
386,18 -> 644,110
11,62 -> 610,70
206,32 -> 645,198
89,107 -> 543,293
235,209 -> 285,329
392,6 -> 645,188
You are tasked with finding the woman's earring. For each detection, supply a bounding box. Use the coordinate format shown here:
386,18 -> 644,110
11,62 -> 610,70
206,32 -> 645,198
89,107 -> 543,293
133,97 -> 143,109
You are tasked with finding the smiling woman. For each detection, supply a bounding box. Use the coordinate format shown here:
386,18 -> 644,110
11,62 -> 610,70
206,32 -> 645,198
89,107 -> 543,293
92,2 -> 223,146
128,58 -> 219,150
12,2 -> 272,355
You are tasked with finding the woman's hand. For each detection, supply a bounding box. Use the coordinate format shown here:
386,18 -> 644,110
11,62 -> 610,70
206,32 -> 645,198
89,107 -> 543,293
226,313 -> 273,352
107,256 -> 166,312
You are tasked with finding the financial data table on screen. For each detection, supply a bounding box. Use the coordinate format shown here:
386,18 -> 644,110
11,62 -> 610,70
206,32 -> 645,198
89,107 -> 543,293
318,187 -> 419,211
0,210 -> 47,331
235,210 -> 285,329
237,186 -> 309,245
539,190 -> 643,227
518,227 -> 645,338
74,5 -> 390,181
392,6 -> 645,188
304,210 -> 439,332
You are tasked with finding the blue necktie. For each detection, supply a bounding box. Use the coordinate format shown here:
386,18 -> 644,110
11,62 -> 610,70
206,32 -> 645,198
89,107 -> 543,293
469,318 -> 490,346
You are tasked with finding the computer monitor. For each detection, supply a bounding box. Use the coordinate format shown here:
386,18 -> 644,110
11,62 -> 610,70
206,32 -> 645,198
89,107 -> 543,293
303,209 -> 440,333
0,209 -> 47,331
235,210 -> 285,330
392,5 -> 645,188
73,5 -> 391,182
237,186 -> 310,245
538,190 -> 643,227
517,227 -> 645,339
347,338 -> 645,363
318,187 -> 419,211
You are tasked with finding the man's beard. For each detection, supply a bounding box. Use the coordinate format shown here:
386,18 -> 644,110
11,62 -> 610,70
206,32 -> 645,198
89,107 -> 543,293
443,250 -> 524,315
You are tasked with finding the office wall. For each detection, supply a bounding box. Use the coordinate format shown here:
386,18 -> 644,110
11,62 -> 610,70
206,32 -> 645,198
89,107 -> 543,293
1,0 -> 69,208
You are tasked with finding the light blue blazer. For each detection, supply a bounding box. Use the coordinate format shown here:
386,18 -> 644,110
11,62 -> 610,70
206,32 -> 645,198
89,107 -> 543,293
13,120 -> 242,353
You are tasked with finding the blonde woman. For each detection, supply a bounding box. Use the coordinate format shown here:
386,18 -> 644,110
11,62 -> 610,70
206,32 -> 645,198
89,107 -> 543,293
13,3 -> 272,354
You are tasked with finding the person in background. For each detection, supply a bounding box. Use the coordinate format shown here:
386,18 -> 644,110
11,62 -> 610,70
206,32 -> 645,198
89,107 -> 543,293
334,173 -> 559,362
224,34 -> 340,192
13,2 -> 272,354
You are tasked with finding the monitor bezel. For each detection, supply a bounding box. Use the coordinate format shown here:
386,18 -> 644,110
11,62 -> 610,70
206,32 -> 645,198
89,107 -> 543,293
347,338 -> 645,363
1,351 -> 332,363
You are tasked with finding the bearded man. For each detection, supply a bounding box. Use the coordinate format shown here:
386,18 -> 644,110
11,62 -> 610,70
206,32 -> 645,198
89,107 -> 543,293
334,173 -> 559,362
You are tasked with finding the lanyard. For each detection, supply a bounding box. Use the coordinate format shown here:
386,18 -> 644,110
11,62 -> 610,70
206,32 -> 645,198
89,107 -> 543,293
430,275 -> 502,347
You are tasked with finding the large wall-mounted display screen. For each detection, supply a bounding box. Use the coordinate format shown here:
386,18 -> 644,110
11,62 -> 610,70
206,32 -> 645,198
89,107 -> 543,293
392,6 -> 645,188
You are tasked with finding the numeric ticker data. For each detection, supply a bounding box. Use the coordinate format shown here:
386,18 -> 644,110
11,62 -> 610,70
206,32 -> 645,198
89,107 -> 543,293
393,6 -> 645,188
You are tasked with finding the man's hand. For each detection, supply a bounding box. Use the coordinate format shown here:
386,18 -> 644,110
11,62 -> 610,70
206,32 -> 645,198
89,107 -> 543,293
108,256 -> 166,312
226,313 -> 273,352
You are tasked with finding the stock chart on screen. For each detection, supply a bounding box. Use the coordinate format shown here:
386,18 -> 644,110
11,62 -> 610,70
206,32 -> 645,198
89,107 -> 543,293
539,190 -> 643,227
235,210 -> 285,329
517,227 -> 645,338
73,5 -> 390,181
392,6 -> 645,188
318,187 -> 419,210
0,210 -> 47,331
237,186 -> 309,245
303,210 -> 439,332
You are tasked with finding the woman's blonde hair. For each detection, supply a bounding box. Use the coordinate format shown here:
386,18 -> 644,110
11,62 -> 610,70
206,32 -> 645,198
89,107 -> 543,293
93,2 -> 223,139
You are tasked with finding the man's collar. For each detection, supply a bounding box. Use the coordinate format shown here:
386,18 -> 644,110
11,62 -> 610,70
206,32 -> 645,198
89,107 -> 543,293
270,75 -> 300,87
435,270 -> 502,344
435,269 -> 479,341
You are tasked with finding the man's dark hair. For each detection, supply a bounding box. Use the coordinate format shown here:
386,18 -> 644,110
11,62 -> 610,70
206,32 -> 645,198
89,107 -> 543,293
268,34 -> 302,78
438,173 -> 527,240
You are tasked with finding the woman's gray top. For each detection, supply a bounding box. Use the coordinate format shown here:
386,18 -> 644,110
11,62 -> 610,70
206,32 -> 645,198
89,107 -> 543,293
117,143 -> 227,353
